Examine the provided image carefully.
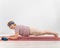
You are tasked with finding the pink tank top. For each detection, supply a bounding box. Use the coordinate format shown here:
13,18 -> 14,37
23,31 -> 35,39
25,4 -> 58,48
15,25 -> 30,37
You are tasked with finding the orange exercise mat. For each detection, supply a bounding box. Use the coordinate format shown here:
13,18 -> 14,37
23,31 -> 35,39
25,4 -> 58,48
8,36 -> 60,41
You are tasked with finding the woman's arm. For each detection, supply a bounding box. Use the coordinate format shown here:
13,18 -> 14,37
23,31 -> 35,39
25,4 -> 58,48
7,32 -> 19,39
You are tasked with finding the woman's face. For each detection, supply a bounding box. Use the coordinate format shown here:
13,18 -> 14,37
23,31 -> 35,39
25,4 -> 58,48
9,24 -> 16,29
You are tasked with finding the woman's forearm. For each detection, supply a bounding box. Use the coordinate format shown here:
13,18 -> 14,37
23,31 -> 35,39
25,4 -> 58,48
6,35 -> 19,39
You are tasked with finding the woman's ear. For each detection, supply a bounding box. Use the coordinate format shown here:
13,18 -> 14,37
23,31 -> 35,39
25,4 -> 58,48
14,24 -> 16,26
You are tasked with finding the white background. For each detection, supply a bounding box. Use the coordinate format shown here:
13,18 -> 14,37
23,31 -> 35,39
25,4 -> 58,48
0,0 -> 60,36
0,41 -> 59,48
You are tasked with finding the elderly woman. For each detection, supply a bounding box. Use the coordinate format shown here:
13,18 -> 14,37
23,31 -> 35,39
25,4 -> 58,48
7,21 -> 58,39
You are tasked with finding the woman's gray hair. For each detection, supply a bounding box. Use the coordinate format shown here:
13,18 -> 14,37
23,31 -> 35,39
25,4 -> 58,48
7,21 -> 15,27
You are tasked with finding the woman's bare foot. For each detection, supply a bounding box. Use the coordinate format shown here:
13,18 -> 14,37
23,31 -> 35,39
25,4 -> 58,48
54,33 -> 58,40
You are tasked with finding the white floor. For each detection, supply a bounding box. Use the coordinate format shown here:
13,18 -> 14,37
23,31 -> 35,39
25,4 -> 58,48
0,41 -> 60,48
